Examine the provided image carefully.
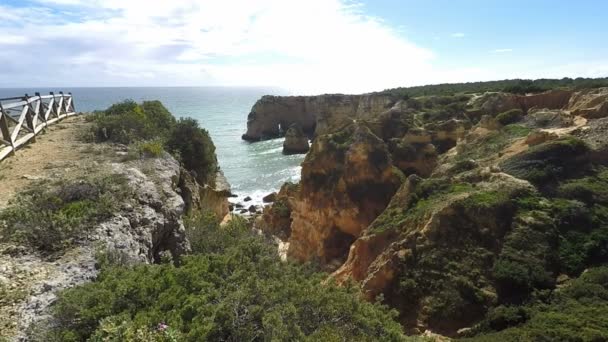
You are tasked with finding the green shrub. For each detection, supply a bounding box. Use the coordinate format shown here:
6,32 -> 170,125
136,140 -> 165,158
92,100 -> 175,145
456,124 -> 531,161
495,109 -> 523,126
166,118 -> 218,184
47,219 -> 407,342
466,267 -> 608,341
0,175 -> 130,253
141,101 -> 176,132
270,199 -> 291,218
93,105 -> 153,144
557,169 -> 608,205
500,136 -> 591,185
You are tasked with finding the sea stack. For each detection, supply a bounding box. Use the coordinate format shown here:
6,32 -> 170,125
282,123 -> 310,155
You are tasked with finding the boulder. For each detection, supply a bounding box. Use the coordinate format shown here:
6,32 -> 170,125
282,124 -> 310,155
262,192 -> 277,203
243,196 -> 252,202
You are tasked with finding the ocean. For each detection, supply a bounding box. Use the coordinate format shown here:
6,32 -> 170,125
0,87 -> 305,205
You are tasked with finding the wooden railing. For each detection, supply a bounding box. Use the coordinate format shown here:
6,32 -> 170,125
0,92 -> 76,161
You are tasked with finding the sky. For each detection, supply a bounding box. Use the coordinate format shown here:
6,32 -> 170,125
0,0 -> 607,94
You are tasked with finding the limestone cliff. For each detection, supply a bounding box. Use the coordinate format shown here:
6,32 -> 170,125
287,124 -> 402,268
179,169 -> 231,221
268,87 -> 608,336
242,94 -> 394,141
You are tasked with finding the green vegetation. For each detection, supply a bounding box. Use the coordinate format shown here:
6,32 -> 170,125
166,118 -> 218,184
46,213 -> 408,341
269,199 -> 290,218
378,77 -> 608,99
370,178 -> 475,234
495,109 -> 523,126
500,136 -> 591,186
136,139 -> 165,158
0,175 -> 130,254
92,100 -> 218,184
466,267 -> 608,341
92,100 -> 175,144
456,124 -> 532,161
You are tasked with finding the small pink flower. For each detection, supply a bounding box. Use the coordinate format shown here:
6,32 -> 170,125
157,322 -> 169,331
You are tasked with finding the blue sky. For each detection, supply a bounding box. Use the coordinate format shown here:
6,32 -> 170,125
0,0 -> 606,93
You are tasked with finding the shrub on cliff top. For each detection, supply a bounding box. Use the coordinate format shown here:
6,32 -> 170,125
47,217 -> 407,342
93,100 -> 218,184
0,175 -> 130,254
166,118 -> 218,184
92,100 -> 175,144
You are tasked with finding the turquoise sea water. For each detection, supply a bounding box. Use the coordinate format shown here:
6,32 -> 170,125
0,87 -> 304,204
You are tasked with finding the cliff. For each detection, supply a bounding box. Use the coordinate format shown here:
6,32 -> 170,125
260,87 -> 608,337
241,94 -> 394,141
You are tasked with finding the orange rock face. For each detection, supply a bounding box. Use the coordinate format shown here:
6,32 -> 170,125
287,124 -> 402,267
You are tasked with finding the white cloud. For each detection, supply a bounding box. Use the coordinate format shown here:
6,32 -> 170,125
0,1 -> 606,93
0,0 -> 439,93
491,48 -> 513,53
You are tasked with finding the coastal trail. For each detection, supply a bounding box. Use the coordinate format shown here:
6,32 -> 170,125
0,116 -> 98,208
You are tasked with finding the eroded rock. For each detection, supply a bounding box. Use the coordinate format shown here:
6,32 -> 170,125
287,124 -> 402,268
282,124 -> 310,155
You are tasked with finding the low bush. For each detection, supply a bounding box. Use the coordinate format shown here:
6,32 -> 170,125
136,140 -> 165,158
92,100 -> 175,144
500,136 -> 591,186
166,118 -> 218,184
0,175 -> 130,254
47,216 -> 407,341
92,101 -> 218,184
495,109 -> 523,126
466,267 -> 608,341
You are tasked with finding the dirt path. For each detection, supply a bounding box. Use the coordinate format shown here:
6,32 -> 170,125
0,116 -> 98,208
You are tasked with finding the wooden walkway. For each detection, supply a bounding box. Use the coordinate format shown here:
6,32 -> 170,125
0,92 -> 76,161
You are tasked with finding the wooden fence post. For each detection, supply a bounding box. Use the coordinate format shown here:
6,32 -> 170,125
0,102 -> 15,157
24,94 -> 37,142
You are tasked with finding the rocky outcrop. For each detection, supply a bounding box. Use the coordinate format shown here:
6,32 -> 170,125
287,124 -> 402,268
282,124 -> 310,155
179,169 -> 231,220
515,89 -> 573,111
256,182 -> 299,241
468,89 -> 574,117
568,87 -> 608,118
242,94 -> 394,141
332,171 -> 534,335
